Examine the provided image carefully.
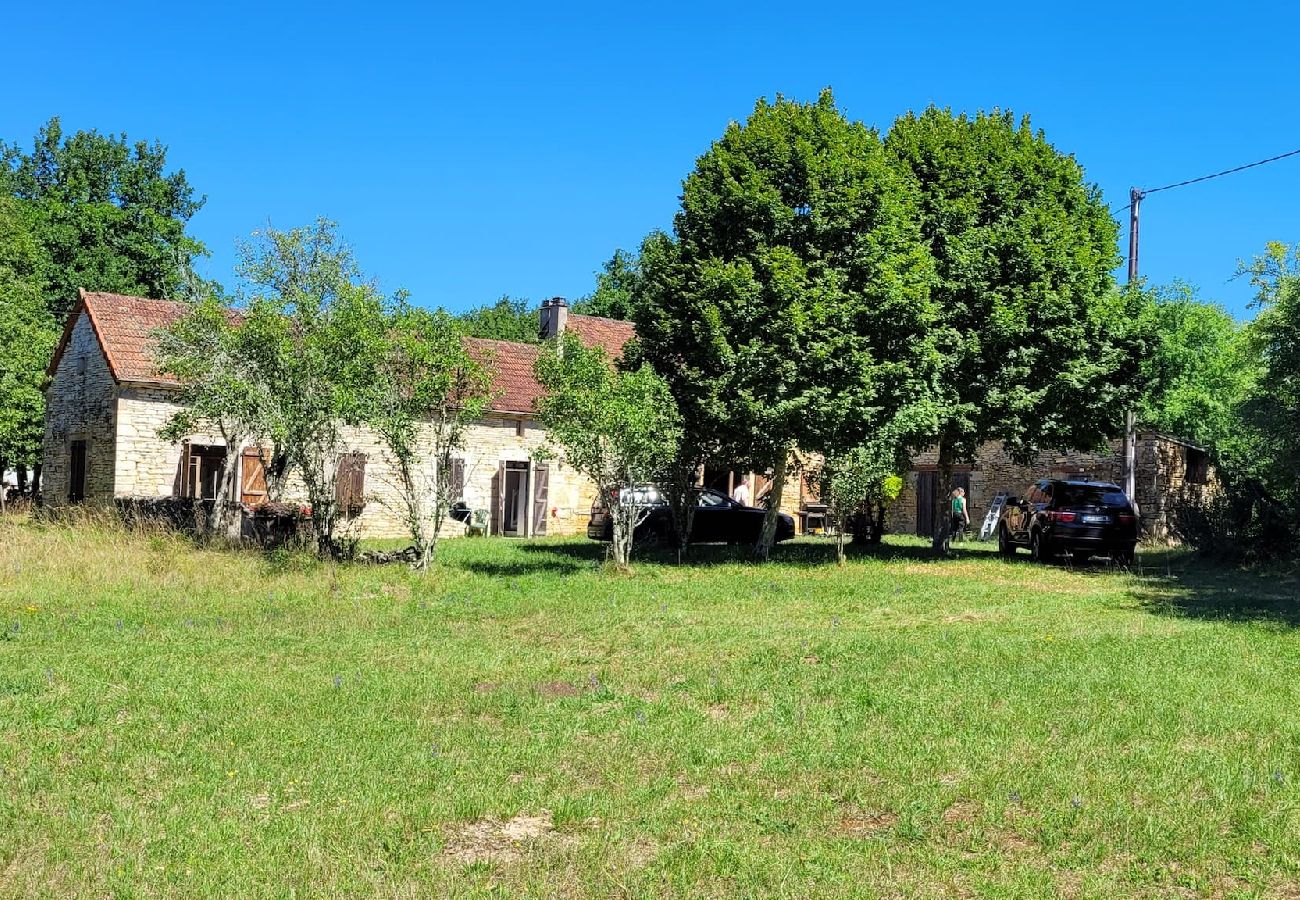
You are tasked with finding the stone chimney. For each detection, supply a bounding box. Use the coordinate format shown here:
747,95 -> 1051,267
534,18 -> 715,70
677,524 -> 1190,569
538,296 -> 569,341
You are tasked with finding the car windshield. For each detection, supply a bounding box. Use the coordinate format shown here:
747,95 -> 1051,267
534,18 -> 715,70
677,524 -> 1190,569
1056,485 -> 1129,508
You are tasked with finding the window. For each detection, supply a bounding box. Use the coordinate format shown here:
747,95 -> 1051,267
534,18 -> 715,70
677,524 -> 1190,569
183,444 -> 228,501
76,355 -> 87,375
1185,448 -> 1209,485
68,440 -> 87,503
335,452 -> 367,517
515,419 -> 526,438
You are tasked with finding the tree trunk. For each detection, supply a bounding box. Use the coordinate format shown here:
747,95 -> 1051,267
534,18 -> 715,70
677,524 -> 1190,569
753,450 -> 789,561
207,448 -> 241,539
835,513 -> 846,565
16,465 -> 28,496
611,501 -> 634,570
931,441 -> 955,554
32,463 -> 42,501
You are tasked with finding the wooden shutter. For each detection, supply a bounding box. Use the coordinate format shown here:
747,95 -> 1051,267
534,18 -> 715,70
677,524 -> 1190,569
491,461 -> 506,535
335,452 -> 367,517
176,440 -> 192,497
240,448 -> 268,506
451,457 -> 466,503
915,471 -> 935,537
68,440 -> 87,503
531,464 -> 549,536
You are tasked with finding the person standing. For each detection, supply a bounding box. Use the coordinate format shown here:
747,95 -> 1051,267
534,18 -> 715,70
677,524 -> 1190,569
732,477 -> 751,507
950,487 -> 970,540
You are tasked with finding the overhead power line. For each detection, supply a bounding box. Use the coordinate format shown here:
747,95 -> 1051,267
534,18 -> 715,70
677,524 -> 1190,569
1140,147 -> 1300,196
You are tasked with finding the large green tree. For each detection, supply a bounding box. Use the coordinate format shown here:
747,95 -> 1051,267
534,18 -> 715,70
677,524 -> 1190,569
0,197 -> 57,487
1139,282 -> 1255,453
1236,242 -> 1300,548
633,91 -> 939,559
573,249 -> 641,320
456,296 -> 538,343
885,107 -> 1150,549
2,117 -> 208,322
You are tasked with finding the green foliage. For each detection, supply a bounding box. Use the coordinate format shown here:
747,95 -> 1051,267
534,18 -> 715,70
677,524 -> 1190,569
634,91 -> 940,558
573,249 -> 641,320
1138,282 -> 1256,452
1,117 -> 208,322
885,107 -> 1149,466
233,219 -> 391,555
456,295 -> 537,343
1235,243 -> 1300,551
371,302 -> 490,567
534,335 -> 681,567
0,197 -> 57,468
816,442 -> 906,562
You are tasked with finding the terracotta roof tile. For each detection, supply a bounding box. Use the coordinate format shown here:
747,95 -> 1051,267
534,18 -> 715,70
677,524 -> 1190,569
464,337 -> 545,415
49,292 -> 637,417
567,314 -> 636,359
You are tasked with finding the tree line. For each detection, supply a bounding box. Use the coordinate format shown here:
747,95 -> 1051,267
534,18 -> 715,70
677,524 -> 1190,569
2,99 -> 1298,562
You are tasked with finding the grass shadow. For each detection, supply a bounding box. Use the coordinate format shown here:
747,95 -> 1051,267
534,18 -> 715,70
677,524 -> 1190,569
1129,550 -> 1300,627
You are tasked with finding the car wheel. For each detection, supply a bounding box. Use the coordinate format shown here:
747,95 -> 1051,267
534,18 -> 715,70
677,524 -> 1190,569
1114,546 -> 1136,568
1029,530 -> 1051,563
998,525 -> 1015,557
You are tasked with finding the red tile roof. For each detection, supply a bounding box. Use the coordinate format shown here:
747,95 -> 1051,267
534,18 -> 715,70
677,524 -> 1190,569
464,337 -> 544,415
567,314 -> 637,359
49,292 -> 637,416
48,291 -> 187,385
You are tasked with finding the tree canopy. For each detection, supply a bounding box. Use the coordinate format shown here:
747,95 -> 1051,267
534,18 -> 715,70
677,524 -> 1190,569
632,90 -> 940,558
1138,282 -> 1255,453
456,296 -> 538,343
0,197 -> 57,471
2,117 -> 208,322
573,249 -> 642,320
885,107 -> 1151,545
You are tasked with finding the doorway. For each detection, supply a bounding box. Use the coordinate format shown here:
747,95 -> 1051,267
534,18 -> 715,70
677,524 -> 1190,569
915,470 -> 971,537
502,461 -> 529,536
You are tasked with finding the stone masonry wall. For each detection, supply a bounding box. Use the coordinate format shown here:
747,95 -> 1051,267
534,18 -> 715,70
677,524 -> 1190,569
109,385 -> 597,540
42,312 -> 118,504
882,435 -> 1215,542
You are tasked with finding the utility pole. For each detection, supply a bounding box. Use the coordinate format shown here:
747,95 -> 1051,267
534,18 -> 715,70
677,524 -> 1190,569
1124,187 -> 1143,502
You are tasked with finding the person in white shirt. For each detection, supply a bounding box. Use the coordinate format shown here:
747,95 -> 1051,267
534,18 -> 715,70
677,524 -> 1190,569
732,479 -> 751,507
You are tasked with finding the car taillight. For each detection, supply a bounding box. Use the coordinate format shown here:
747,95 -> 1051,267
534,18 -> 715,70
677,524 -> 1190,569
1117,513 -> 1135,524
1050,511 -> 1077,524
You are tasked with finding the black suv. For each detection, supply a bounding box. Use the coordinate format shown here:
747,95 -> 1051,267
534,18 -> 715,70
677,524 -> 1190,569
588,486 -> 796,546
997,479 -> 1138,565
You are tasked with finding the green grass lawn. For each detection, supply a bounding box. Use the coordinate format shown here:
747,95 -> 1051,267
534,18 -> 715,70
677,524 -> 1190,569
2,519 -> 1299,898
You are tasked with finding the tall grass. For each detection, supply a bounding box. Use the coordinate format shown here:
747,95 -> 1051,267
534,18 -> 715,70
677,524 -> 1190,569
2,515 -> 1298,897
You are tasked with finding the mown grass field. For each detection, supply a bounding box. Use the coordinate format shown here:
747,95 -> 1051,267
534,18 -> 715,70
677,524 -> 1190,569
2,517 -> 1299,898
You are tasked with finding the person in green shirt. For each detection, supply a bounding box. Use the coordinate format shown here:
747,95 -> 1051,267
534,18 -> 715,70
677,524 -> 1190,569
950,487 -> 970,540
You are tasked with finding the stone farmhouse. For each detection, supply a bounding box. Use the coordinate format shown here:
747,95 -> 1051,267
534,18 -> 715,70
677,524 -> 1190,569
42,290 -> 1211,543
41,291 -> 634,539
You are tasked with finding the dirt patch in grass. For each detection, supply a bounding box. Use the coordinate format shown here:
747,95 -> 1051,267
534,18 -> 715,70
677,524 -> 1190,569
534,681 -> 582,698
942,799 -> 982,825
836,808 -> 898,836
442,810 -> 572,865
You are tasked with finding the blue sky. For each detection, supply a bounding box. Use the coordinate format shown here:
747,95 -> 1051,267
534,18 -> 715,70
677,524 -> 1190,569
4,1 -> 1298,318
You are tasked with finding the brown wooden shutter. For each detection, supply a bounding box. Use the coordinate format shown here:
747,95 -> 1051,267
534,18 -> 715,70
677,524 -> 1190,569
335,452 -> 367,517
491,461 -> 506,535
451,457 -> 465,503
68,440 -> 87,503
531,464 -> 549,536
240,448 -> 268,506
176,440 -> 192,497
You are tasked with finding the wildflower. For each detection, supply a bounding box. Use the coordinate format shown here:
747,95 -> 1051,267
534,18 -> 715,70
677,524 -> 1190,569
25,605 -> 38,613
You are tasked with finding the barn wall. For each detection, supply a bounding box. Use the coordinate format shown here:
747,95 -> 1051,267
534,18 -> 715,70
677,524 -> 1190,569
41,312 -> 119,504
